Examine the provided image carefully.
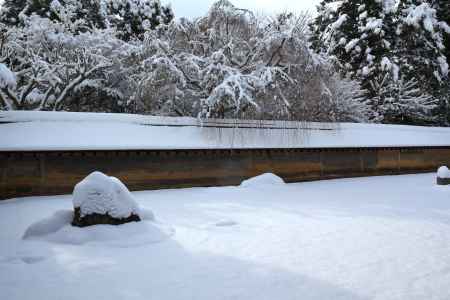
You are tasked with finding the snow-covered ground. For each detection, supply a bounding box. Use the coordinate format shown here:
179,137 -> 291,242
1,173 -> 450,300
1,111 -> 450,150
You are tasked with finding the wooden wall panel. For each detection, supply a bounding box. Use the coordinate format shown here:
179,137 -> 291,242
1,147 -> 449,200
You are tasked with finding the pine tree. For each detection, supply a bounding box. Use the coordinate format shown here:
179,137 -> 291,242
107,0 -> 174,41
397,0 -> 448,89
0,0 -> 107,30
433,0 -> 450,62
72,0 -> 107,30
0,0 -> 29,26
309,0 -> 339,52
354,1 -> 398,118
311,0 -> 443,124
324,0 -> 361,73
433,0 -> 450,124
382,77 -> 436,124
321,0 -> 398,121
397,0 -> 449,124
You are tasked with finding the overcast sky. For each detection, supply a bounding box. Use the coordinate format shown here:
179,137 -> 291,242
0,0 -> 319,19
162,0 -> 320,19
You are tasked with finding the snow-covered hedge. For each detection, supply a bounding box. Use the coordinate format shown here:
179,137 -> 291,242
72,171 -> 141,226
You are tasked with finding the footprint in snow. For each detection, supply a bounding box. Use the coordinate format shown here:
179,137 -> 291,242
0,255 -> 46,265
215,220 -> 238,227
20,256 -> 46,264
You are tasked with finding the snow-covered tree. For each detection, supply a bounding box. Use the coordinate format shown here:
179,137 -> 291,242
0,14 -> 121,111
0,0 -> 376,123
309,0 -> 340,53
325,74 -> 372,122
123,1 -> 370,122
0,0 -> 28,26
322,0 -> 361,71
433,0 -> 450,62
0,63 -> 17,110
0,0 -> 107,31
381,77 -> 436,124
106,0 -> 174,41
0,0 -> 178,112
397,0 -> 448,87
319,0 -> 399,120
432,0 -> 450,124
397,0 -> 449,124
311,0 -> 446,124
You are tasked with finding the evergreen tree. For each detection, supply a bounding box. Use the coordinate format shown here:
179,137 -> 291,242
382,77 -> 436,124
321,0 -> 398,121
311,0 -> 443,124
72,0 -> 107,30
309,0 -> 339,52
433,0 -> 450,62
397,0 -> 449,124
324,0 -> 361,74
0,0 -> 29,26
0,0 -> 107,30
107,0 -> 174,41
354,1 -> 398,119
433,0 -> 450,124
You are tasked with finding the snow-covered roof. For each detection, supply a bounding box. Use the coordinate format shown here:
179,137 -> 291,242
1,111 -> 450,151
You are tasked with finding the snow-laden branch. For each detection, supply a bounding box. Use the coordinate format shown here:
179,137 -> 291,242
53,62 -> 112,111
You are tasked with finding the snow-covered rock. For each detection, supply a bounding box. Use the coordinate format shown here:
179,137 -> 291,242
72,171 -> 142,227
437,166 -> 450,185
240,173 -> 285,188
437,166 -> 450,179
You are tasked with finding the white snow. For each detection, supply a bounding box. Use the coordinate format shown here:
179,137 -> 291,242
437,166 -> 450,179
0,63 -> 16,89
331,14 -> 347,30
437,56 -> 449,77
377,0 -> 397,14
362,66 -> 371,76
73,171 -> 141,219
345,38 -> 359,53
240,173 -> 285,188
404,3 -> 438,33
381,57 -> 392,71
1,111 -> 450,150
440,21 -> 450,34
1,173 -> 450,299
22,208 -> 166,246
364,18 -> 383,32
381,57 -> 400,81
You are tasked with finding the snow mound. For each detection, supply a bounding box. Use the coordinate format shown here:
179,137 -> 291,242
73,171 -> 141,220
23,209 -> 171,247
437,166 -> 450,179
23,210 -> 73,239
240,173 -> 285,188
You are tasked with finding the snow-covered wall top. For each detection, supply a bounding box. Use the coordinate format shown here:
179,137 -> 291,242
1,111 -> 450,151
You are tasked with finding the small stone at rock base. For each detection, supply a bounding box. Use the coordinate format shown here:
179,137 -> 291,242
72,207 -> 141,227
437,177 -> 450,186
